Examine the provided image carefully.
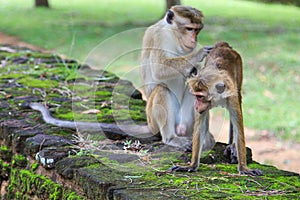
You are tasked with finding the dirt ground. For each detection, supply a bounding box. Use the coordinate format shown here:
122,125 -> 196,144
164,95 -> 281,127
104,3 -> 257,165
0,32 -> 299,175
210,112 -> 300,174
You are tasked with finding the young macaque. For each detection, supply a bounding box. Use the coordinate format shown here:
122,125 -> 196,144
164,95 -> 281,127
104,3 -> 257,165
171,42 -> 263,176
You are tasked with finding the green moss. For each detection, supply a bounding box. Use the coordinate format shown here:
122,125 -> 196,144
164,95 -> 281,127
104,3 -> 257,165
30,162 -> 39,172
72,84 -> 93,94
0,159 -> 10,179
0,73 -> 25,79
55,111 -> 74,121
5,169 -> 83,200
95,90 -> 112,98
129,109 -> 146,121
89,134 -> 106,141
47,92 -> 62,99
97,108 -> 114,122
62,191 -> 82,200
72,86 -> 96,98
17,77 -> 58,88
98,156 -> 119,166
12,154 -> 27,168
84,144 -> 300,199
0,145 -> 12,161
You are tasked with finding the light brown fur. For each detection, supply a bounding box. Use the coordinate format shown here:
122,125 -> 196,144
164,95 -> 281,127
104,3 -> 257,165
141,5 -> 214,150
172,42 -> 262,175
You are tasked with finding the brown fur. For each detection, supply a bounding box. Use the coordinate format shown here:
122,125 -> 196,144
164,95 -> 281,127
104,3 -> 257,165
172,5 -> 204,24
172,42 -> 262,175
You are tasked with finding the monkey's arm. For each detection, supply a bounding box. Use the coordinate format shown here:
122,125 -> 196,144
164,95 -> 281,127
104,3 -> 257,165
151,47 -> 211,80
29,103 -> 156,139
170,111 -> 209,172
166,46 -> 211,68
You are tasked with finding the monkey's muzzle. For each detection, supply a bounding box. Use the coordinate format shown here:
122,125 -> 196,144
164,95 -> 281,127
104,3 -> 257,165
192,91 -> 212,113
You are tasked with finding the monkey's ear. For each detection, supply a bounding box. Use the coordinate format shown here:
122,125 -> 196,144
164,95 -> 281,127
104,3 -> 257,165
166,10 -> 174,24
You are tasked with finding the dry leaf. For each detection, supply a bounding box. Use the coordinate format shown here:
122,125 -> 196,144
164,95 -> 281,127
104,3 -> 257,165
81,109 -> 101,114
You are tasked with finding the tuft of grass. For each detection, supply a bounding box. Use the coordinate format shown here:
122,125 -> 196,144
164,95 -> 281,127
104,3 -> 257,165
0,0 -> 299,142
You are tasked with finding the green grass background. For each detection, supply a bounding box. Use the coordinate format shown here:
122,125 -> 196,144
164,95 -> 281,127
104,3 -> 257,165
0,0 -> 299,142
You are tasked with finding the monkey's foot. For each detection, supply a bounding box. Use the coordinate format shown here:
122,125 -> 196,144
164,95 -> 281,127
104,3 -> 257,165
169,165 -> 196,173
240,169 -> 263,176
224,144 -> 238,164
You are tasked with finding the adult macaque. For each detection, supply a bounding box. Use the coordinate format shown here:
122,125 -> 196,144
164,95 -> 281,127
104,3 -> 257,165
171,42 -> 263,175
141,5 -> 214,150
30,6 -> 214,151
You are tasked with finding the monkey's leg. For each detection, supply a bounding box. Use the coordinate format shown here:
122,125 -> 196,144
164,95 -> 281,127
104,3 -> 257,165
228,98 -> 262,176
201,112 -> 215,151
146,85 -> 168,136
147,85 -> 191,150
224,122 -> 238,164
229,122 -> 234,144
224,87 -> 243,163
176,90 -> 195,136
170,111 -> 208,172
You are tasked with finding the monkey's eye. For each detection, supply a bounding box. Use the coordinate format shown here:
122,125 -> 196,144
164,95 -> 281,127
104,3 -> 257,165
186,27 -> 194,31
185,27 -> 200,34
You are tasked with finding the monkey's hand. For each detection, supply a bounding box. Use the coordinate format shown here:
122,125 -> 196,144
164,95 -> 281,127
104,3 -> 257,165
169,165 -> 197,173
197,46 -> 213,62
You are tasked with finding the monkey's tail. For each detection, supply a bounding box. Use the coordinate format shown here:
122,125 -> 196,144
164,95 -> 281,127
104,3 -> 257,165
29,103 -> 157,140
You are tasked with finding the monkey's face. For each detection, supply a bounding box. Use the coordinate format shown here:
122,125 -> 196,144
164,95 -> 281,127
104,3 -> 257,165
178,23 -> 202,52
165,6 -> 204,53
188,42 -> 240,113
187,66 -> 235,113
176,22 -> 202,53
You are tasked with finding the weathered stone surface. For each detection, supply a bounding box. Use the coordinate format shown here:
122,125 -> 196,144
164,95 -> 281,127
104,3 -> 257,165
11,128 -> 42,153
56,156 -> 102,179
112,188 -> 172,200
75,167 -> 118,200
201,142 -> 253,164
36,146 -> 76,169
0,119 -> 30,146
25,134 -> 76,156
0,45 -> 299,200
14,95 -> 40,105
